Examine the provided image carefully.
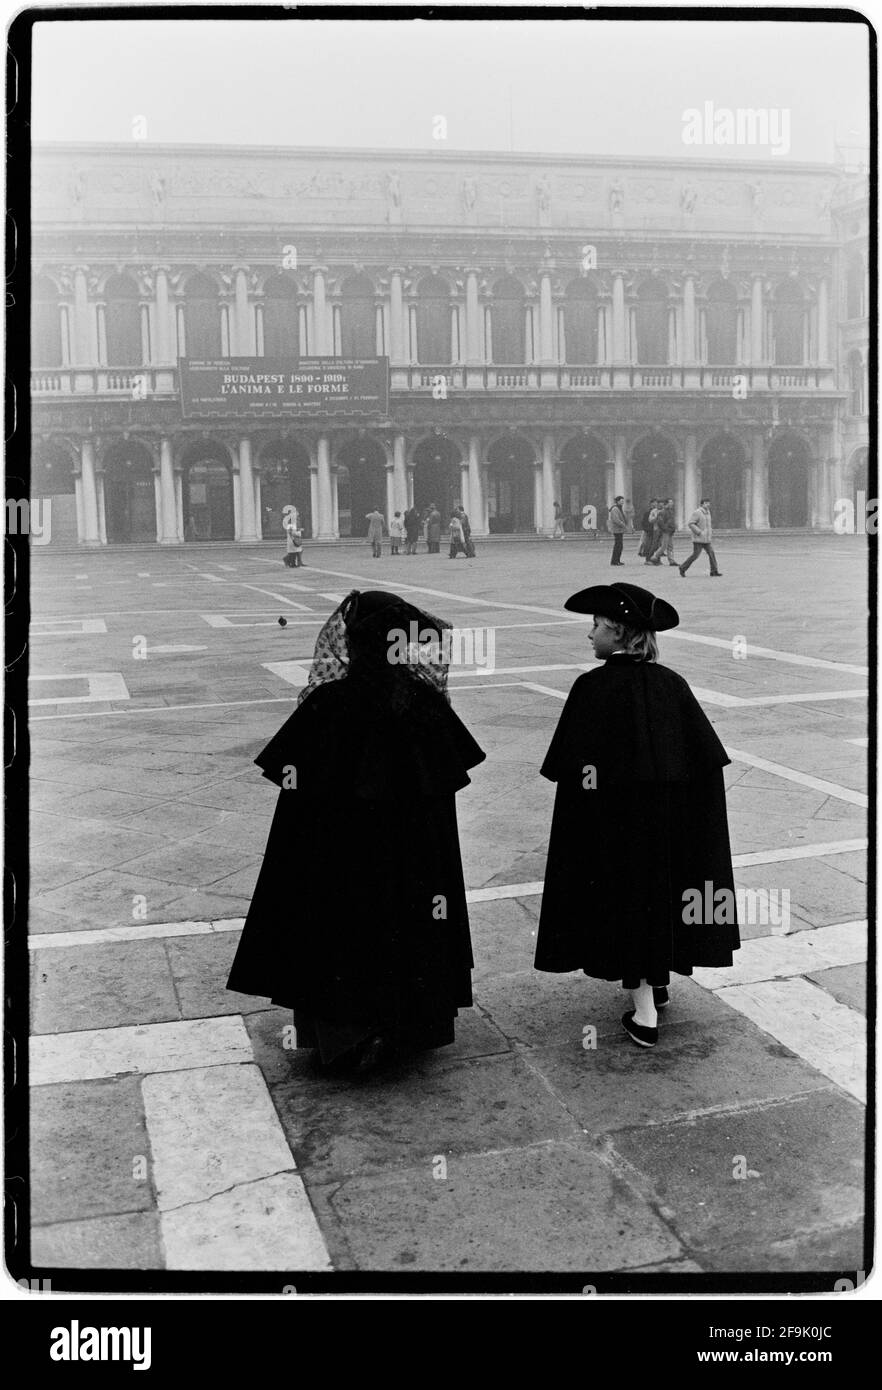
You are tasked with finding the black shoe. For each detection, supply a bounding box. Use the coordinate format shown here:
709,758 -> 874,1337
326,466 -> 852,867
710,572 -> 723,577
351,1034 -> 392,1076
622,1010 -> 658,1048
678,565 -> 686,577
653,986 -> 669,1010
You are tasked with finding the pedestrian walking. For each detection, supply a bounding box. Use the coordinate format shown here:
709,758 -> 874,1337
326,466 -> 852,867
637,499 -> 656,558
390,511 -> 404,556
284,520 -> 304,568
365,507 -> 385,559
448,511 -> 466,558
608,495 -> 627,565
647,497 -> 678,566
457,506 -> 476,558
403,505 -> 421,555
678,498 -> 722,577
227,589 -> 486,1074
426,504 -> 442,554
534,581 -> 740,1048
553,500 -> 566,539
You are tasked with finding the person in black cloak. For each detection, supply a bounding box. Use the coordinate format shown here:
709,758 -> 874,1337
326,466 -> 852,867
534,582 -> 740,1048
227,589 -> 486,1074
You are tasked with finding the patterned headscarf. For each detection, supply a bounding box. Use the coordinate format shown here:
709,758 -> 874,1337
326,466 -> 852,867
296,589 -> 452,707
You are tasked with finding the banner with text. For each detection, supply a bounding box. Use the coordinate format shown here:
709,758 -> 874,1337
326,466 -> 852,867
179,357 -> 389,419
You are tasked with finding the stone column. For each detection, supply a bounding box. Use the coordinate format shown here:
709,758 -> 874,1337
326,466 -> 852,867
174,472 -> 184,541
539,272 -> 554,364
312,266 -> 328,355
315,434 -> 336,539
392,434 -> 407,512
465,269 -> 482,364
385,462 -> 396,526
612,272 -> 627,364
96,471 -> 107,545
308,464 -> 319,538
79,439 -> 100,543
750,433 -> 769,530
468,435 -> 487,535
73,267 -> 93,365
751,275 -> 764,364
159,435 -> 178,543
540,433 -> 556,535
234,267 -> 254,356
252,465 -> 263,540
390,269 -> 405,365
237,438 -> 258,541
153,469 -> 163,541
683,433 -> 699,517
613,433 -> 627,497
683,276 -> 696,364
532,461 -> 544,534
155,267 -> 171,363
817,278 -> 829,364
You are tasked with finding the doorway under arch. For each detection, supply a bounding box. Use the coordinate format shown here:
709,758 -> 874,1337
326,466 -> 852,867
103,442 -> 157,543
181,444 -> 234,540
412,437 -> 461,519
487,436 -> 535,533
260,442 -> 312,538
699,435 -> 745,528
335,439 -> 387,537
559,435 -> 607,530
630,435 -> 678,513
768,433 -> 810,527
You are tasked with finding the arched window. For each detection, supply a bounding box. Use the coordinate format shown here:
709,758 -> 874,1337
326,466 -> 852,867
263,275 -> 299,358
32,276 -> 63,368
104,274 -> 141,366
846,255 -> 865,319
705,279 -> 737,365
416,276 -> 451,363
491,276 -> 525,364
340,274 -> 376,357
635,280 -> 668,364
773,281 -> 805,365
184,273 -> 221,357
848,350 -> 865,415
564,279 -> 597,364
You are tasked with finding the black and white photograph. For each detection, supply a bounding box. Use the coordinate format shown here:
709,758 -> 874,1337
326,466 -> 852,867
5,6 -> 874,1310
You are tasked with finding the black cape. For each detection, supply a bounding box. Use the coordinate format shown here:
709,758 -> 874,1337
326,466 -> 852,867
534,655 -> 740,987
226,673 -> 486,1057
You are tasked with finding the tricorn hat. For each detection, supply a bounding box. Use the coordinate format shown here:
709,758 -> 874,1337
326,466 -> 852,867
563,581 -> 679,632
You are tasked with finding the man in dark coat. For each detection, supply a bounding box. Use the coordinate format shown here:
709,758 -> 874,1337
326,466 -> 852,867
227,590 -> 485,1073
534,581 -> 739,1047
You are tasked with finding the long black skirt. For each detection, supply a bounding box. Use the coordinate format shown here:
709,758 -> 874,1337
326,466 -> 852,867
227,788 -> 474,1062
534,772 -> 740,988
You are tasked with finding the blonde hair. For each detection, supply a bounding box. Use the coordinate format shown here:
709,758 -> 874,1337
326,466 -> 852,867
599,617 -> 658,662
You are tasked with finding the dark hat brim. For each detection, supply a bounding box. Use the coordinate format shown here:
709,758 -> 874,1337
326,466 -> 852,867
564,582 -> 679,632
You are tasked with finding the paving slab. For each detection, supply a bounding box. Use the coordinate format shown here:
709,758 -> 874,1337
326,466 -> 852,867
607,1089 -> 865,1272
807,962 -> 867,1015
270,1051 -> 581,1184
159,1171 -> 332,1272
31,1211 -> 164,1270
31,940 -> 180,1034
31,1077 -> 155,1224
165,932 -> 271,1018
307,1140 -> 684,1273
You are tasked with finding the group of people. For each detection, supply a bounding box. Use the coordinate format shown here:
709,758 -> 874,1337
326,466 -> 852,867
608,496 -> 723,577
228,581 -> 740,1073
367,504 -> 476,560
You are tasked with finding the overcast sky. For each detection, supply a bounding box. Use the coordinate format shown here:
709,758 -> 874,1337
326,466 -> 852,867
31,17 -> 869,162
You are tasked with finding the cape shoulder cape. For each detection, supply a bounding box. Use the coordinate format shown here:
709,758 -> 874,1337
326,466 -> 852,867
254,677 -> 486,800
541,659 -> 729,786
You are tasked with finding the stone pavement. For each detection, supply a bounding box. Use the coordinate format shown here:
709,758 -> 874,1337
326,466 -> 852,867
25,533 -> 868,1279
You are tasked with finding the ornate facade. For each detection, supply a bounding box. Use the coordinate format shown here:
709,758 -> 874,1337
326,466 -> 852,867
30,143 -> 868,544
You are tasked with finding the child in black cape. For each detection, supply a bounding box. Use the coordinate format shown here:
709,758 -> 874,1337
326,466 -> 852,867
534,581 -> 740,1047
227,589 -> 486,1074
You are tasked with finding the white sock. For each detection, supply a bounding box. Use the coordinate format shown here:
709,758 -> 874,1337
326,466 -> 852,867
631,980 -> 657,1028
